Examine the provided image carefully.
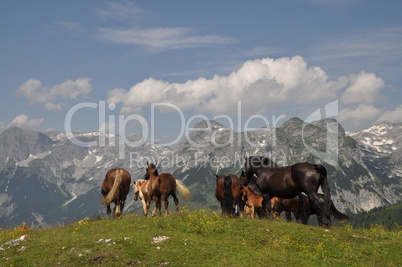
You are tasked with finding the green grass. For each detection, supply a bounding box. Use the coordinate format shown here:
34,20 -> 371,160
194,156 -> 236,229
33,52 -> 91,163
1,209 -> 401,266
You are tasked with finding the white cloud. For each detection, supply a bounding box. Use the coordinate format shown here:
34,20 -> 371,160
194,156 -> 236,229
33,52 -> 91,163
340,71 -> 385,104
107,56 -> 347,116
44,102 -> 66,110
16,78 -> 92,108
338,104 -> 382,122
7,114 -> 44,128
315,27 -> 402,60
376,105 -> 402,123
95,2 -> 143,22
97,27 -> 234,52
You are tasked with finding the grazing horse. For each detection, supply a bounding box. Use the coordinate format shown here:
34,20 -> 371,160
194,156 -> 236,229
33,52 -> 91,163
133,179 -> 160,216
270,196 -> 301,222
241,186 -> 267,219
101,168 -> 131,218
215,174 -> 243,217
244,156 -> 332,228
143,162 -> 191,216
299,193 -> 350,225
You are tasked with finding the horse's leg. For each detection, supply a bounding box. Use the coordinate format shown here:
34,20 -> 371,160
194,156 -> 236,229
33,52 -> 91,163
152,196 -> 161,216
113,203 -> 118,218
249,205 -> 254,219
294,206 -> 301,223
140,197 -> 148,217
115,204 -> 122,218
119,199 -> 125,217
107,204 -> 112,218
238,203 -> 244,218
144,197 -> 152,217
285,211 -> 292,222
161,195 -> 169,216
172,193 -> 179,214
157,197 -> 162,215
316,213 -> 323,226
308,193 -> 325,226
261,193 -> 271,219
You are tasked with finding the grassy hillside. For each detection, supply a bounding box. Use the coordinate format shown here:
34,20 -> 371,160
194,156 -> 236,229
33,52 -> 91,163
350,204 -> 402,229
1,209 -> 401,266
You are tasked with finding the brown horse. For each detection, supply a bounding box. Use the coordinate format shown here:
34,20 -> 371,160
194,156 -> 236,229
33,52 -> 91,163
299,193 -> 350,225
270,196 -> 301,222
244,156 -> 332,228
133,179 -> 160,216
101,168 -> 131,218
215,174 -> 244,217
143,162 -> 191,216
241,186 -> 267,219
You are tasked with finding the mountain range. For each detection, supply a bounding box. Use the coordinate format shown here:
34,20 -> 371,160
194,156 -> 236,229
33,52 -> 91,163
0,118 -> 401,227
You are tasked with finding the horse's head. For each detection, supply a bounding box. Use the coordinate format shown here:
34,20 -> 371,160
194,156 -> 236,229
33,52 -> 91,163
241,187 -> 248,201
133,180 -> 142,201
144,162 -> 158,179
244,157 -> 256,182
238,170 -> 248,186
244,156 -> 278,181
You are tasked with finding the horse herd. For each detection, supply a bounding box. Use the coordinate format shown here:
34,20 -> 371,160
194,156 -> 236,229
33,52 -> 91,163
101,156 -> 350,228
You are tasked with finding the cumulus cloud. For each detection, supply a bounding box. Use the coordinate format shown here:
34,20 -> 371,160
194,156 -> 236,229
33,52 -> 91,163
340,71 -> 385,104
7,114 -> 44,128
338,104 -> 382,123
376,105 -> 402,123
107,56 -> 348,116
15,78 -> 92,109
337,104 -> 384,131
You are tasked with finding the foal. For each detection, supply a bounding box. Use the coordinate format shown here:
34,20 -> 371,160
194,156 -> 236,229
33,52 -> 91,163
242,186 -> 267,219
270,196 -> 301,222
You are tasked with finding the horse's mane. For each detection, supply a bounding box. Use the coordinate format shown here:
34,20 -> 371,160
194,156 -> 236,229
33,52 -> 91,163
245,175 -> 262,195
247,156 -> 279,170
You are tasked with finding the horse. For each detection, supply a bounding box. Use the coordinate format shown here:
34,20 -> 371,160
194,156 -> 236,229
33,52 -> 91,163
215,174 -> 244,217
270,196 -> 301,222
241,186 -> 267,219
299,193 -> 350,225
133,179 -> 160,216
101,168 -> 131,218
244,156 -> 332,228
143,162 -> 191,216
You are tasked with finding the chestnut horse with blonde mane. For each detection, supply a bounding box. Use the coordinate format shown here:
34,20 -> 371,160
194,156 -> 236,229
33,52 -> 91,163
101,168 -> 131,218
142,162 -> 191,216
133,179 -> 160,216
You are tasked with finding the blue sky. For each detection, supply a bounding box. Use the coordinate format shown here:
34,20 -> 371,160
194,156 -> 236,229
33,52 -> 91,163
1,0 -> 402,143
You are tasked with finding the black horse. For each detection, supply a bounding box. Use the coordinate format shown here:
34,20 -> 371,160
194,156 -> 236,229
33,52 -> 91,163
244,156 -> 332,228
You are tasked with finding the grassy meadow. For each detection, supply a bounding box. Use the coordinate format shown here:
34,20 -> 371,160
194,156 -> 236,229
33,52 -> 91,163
1,208 -> 401,266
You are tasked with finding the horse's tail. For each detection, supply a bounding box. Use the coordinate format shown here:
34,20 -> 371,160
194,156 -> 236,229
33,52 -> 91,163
314,164 -> 331,227
330,200 -> 350,221
102,169 -> 123,206
223,176 -> 233,215
175,179 -> 191,201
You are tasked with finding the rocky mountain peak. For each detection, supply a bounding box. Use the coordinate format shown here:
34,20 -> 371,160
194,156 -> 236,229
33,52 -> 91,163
0,126 -> 54,168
